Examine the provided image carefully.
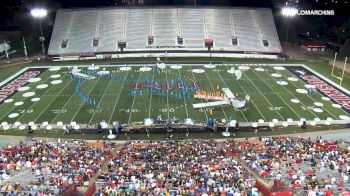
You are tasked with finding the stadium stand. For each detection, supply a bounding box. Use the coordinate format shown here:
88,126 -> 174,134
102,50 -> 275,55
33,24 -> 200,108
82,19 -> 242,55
48,7 -> 282,58
96,140 -> 256,195
1,137 -> 350,195
0,139 -> 107,195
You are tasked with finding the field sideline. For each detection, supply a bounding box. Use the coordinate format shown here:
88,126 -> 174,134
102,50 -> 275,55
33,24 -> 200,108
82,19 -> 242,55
0,63 -> 349,128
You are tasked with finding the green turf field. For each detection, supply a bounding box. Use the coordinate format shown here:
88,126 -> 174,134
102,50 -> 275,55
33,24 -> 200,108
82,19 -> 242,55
0,63 -> 349,127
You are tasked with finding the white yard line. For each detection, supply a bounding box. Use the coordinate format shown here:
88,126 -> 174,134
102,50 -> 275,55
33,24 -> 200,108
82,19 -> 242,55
215,67 -> 248,122
283,69 -> 338,119
177,69 -> 189,119
51,90 -> 77,124
49,69 -> 82,124
70,76 -> 103,122
202,66 -> 228,120
108,71 -> 130,123
301,64 -> 350,97
222,65 -> 266,121
0,67 -> 29,87
189,65 -> 208,119
148,67 -> 156,118
0,71 -> 52,121
89,77 -> 114,123
165,66 -> 170,119
264,69 -> 319,119
127,71 -> 143,124
251,69 -> 301,119
49,67 -> 84,124
244,73 -> 285,121
32,80 -> 74,123
13,70 -> 62,122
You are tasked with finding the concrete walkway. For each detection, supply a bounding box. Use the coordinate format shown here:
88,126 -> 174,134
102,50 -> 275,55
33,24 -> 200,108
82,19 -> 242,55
0,128 -> 349,148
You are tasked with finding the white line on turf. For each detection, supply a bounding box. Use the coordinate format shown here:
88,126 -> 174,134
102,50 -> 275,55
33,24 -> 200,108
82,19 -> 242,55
50,88 -> 77,124
148,66 -> 156,118
215,65 -> 248,122
127,70 -> 143,124
0,70 -> 57,121
177,69 -> 189,119
221,65 -> 266,121
13,70 -> 63,122
301,64 -> 350,96
244,73 -> 285,121
89,75 -> 114,123
189,65 -> 208,120
282,68 -> 338,119
251,69 -> 301,119
165,65 -> 170,119
266,68 -> 318,118
70,76 -> 103,123
0,67 -> 29,87
32,80 -> 74,123
202,65 -> 228,121
108,71 -> 130,124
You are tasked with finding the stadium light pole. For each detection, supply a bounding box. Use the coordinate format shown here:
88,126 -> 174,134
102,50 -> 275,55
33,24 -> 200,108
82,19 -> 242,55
31,8 -> 48,58
281,7 -> 297,59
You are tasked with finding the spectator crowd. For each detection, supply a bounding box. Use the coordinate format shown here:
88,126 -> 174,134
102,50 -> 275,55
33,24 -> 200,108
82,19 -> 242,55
96,140 -> 256,195
239,136 -> 350,196
0,138 -> 108,195
0,136 -> 350,195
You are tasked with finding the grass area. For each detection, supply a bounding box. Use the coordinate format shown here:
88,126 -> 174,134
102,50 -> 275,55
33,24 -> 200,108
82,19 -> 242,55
0,64 -> 29,83
1,56 -> 349,90
306,60 -> 350,90
0,64 -> 349,125
0,57 -> 349,140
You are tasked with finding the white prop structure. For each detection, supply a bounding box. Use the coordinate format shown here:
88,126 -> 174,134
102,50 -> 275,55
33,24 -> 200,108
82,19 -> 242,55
107,129 -> 116,139
157,62 -> 166,70
227,68 -> 243,80
72,66 -> 80,73
193,100 -> 230,109
100,121 -> 108,129
88,63 -> 99,70
184,118 -> 195,125
234,70 -> 242,80
231,99 -> 247,109
144,118 -> 154,126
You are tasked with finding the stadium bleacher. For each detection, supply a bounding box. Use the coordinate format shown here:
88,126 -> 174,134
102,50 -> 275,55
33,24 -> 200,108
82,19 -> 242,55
48,7 -> 282,56
2,137 -> 350,195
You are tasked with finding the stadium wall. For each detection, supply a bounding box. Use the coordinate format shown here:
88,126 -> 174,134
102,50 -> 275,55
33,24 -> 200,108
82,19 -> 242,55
52,52 -> 279,61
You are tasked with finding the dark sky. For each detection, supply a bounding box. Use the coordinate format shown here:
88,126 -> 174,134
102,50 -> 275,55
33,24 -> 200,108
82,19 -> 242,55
0,0 -> 274,31
55,0 -> 273,7
0,0 -> 349,31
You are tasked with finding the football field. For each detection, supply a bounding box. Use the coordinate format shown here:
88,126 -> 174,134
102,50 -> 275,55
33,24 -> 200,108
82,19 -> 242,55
0,63 -> 349,127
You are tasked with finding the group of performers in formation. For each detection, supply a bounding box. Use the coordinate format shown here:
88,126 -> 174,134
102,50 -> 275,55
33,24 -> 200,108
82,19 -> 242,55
70,67 -> 202,107
131,78 -> 201,99
68,66 -> 242,125
69,73 -> 100,108
194,90 -> 227,101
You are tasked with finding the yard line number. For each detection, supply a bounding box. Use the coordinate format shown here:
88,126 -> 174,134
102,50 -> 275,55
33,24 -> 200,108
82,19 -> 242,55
300,106 -> 316,111
19,109 -> 33,114
268,107 -> 283,111
160,108 -> 175,113
52,109 -> 67,114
